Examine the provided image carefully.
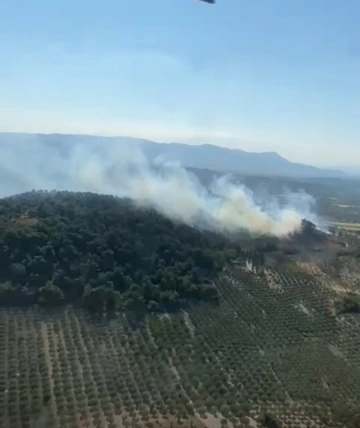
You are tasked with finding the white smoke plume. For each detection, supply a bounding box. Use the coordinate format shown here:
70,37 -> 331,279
0,135 -> 319,237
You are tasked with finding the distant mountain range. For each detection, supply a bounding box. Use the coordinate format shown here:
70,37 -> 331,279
0,132 -> 347,178
333,166 -> 360,177
136,139 -> 347,178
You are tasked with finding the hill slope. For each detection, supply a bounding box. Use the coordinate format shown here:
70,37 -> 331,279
2,191 -> 360,427
0,132 -> 346,178
0,191 -> 241,311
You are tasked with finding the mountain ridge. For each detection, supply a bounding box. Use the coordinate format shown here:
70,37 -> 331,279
0,131 -> 346,178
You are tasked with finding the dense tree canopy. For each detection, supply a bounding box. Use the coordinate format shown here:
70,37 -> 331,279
0,190 -> 243,312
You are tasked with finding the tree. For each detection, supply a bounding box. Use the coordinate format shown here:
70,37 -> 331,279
39,281 -> 64,305
0,281 -> 15,305
147,300 -> 160,313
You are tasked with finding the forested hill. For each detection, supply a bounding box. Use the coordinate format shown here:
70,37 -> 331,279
0,191 -> 244,312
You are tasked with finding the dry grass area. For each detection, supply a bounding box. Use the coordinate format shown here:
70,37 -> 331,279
296,262 -> 324,277
0,215 -> 39,230
330,221 -> 360,231
2,258 -> 360,428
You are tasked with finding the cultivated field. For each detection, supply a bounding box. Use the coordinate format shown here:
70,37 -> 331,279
2,259 -> 360,428
330,221 -> 360,231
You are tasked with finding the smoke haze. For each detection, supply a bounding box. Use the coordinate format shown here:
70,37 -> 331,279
0,136 -> 319,237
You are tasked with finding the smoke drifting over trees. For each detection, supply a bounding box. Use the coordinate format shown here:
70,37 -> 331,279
0,135 -> 319,237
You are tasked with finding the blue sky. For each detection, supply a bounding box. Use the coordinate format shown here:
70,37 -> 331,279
0,0 -> 359,167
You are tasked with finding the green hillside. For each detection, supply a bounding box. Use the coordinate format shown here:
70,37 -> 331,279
0,191 -> 242,312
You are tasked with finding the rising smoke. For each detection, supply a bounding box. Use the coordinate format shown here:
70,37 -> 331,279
0,136 -> 319,237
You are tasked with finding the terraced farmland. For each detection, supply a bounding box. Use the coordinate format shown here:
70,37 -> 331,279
2,261 -> 360,428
